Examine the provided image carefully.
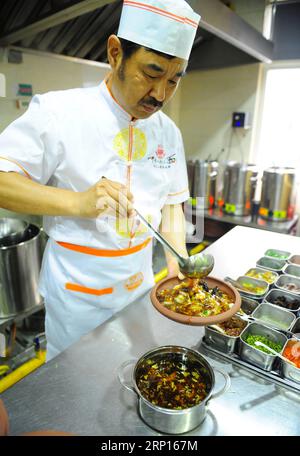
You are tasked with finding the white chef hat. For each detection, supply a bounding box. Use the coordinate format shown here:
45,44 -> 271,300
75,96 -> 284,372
117,0 -> 201,60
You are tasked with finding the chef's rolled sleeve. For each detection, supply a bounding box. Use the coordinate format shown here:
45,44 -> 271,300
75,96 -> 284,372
0,95 -> 60,184
165,128 -> 190,205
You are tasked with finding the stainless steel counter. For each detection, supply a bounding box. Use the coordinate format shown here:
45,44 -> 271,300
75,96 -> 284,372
2,227 -> 300,436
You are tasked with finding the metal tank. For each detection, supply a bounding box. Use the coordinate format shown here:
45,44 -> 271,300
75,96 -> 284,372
0,221 -> 44,318
193,160 -> 219,209
222,162 -> 258,216
259,167 -> 296,221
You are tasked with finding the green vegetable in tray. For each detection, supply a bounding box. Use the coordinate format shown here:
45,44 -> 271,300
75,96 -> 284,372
244,334 -> 283,354
265,249 -> 289,260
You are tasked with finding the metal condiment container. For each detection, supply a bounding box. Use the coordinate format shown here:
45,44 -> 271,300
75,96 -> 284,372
239,296 -> 259,315
281,339 -> 300,384
283,263 -> 300,279
291,318 -> 300,335
288,255 -> 300,266
252,302 -> 295,332
236,276 -> 269,301
204,316 -> 248,354
118,346 -> 230,434
264,249 -> 291,261
245,267 -> 278,285
259,167 -> 296,221
239,322 -> 287,371
222,161 -> 258,216
275,274 -> 300,295
256,256 -> 286,273
264,289 -> 300,315
193,160 -> 218,209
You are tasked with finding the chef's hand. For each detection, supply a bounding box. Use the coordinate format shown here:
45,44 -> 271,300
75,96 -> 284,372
76,177 -> 135,219
167,256 -> 185,280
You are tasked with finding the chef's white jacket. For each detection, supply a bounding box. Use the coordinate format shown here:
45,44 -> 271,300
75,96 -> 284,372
0,80 -> 189,359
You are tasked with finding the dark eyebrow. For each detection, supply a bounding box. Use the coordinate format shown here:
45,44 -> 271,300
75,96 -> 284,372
146,64 -> 186,78
146,63 -> 164,73
176,70 -> 186,78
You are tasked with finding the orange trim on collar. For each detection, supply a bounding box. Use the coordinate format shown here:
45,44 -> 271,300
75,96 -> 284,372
57,237 -> 152,257
105,80 -> 133,118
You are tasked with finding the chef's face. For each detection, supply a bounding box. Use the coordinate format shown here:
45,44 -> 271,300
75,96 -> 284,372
107,35 -> 187,119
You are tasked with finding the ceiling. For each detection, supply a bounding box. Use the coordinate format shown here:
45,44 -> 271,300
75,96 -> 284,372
0,0 -> 271,71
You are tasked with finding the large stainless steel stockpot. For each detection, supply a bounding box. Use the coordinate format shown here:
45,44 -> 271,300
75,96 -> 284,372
118,345 -> 230,434
193,160 -> 218,209
0,222 -> 44,318
259,167 -> 296,221
222,162 -> 258,216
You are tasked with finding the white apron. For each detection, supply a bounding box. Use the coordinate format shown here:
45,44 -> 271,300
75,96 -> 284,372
40,236 -> 154,360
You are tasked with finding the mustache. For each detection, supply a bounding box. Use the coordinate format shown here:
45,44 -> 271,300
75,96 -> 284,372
140,97 -> 163,109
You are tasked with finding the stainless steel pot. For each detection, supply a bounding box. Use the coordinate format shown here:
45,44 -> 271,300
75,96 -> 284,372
0,223 -> 44,318
259,167 -> 296,221
193,160 -> 218,209
222,162 -> 258,216
187,160 -> 195,197
118,345 -> 230,434
0,218 -> 29,247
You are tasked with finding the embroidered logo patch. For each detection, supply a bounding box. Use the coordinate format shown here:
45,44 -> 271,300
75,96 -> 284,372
148,145 -> 176,169
113,128 -> 147,161
124,272 -> 144,291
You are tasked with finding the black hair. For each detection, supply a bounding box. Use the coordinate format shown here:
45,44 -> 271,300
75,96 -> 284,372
119,37 -> 176,61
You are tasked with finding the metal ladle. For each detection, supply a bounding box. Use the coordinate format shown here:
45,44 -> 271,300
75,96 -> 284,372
134,209 -> 214,279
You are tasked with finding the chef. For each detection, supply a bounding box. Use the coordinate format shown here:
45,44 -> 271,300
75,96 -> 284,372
0,0 -> 200,360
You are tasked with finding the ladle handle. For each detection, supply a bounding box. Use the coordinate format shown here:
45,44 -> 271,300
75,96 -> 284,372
134,209 -> 185,267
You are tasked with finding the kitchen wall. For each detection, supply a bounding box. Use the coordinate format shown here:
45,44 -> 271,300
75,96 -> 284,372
177,63 -> 260,162
0,49 -> 109,224
0,49 -> 109,132
231,0 -> 266,33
